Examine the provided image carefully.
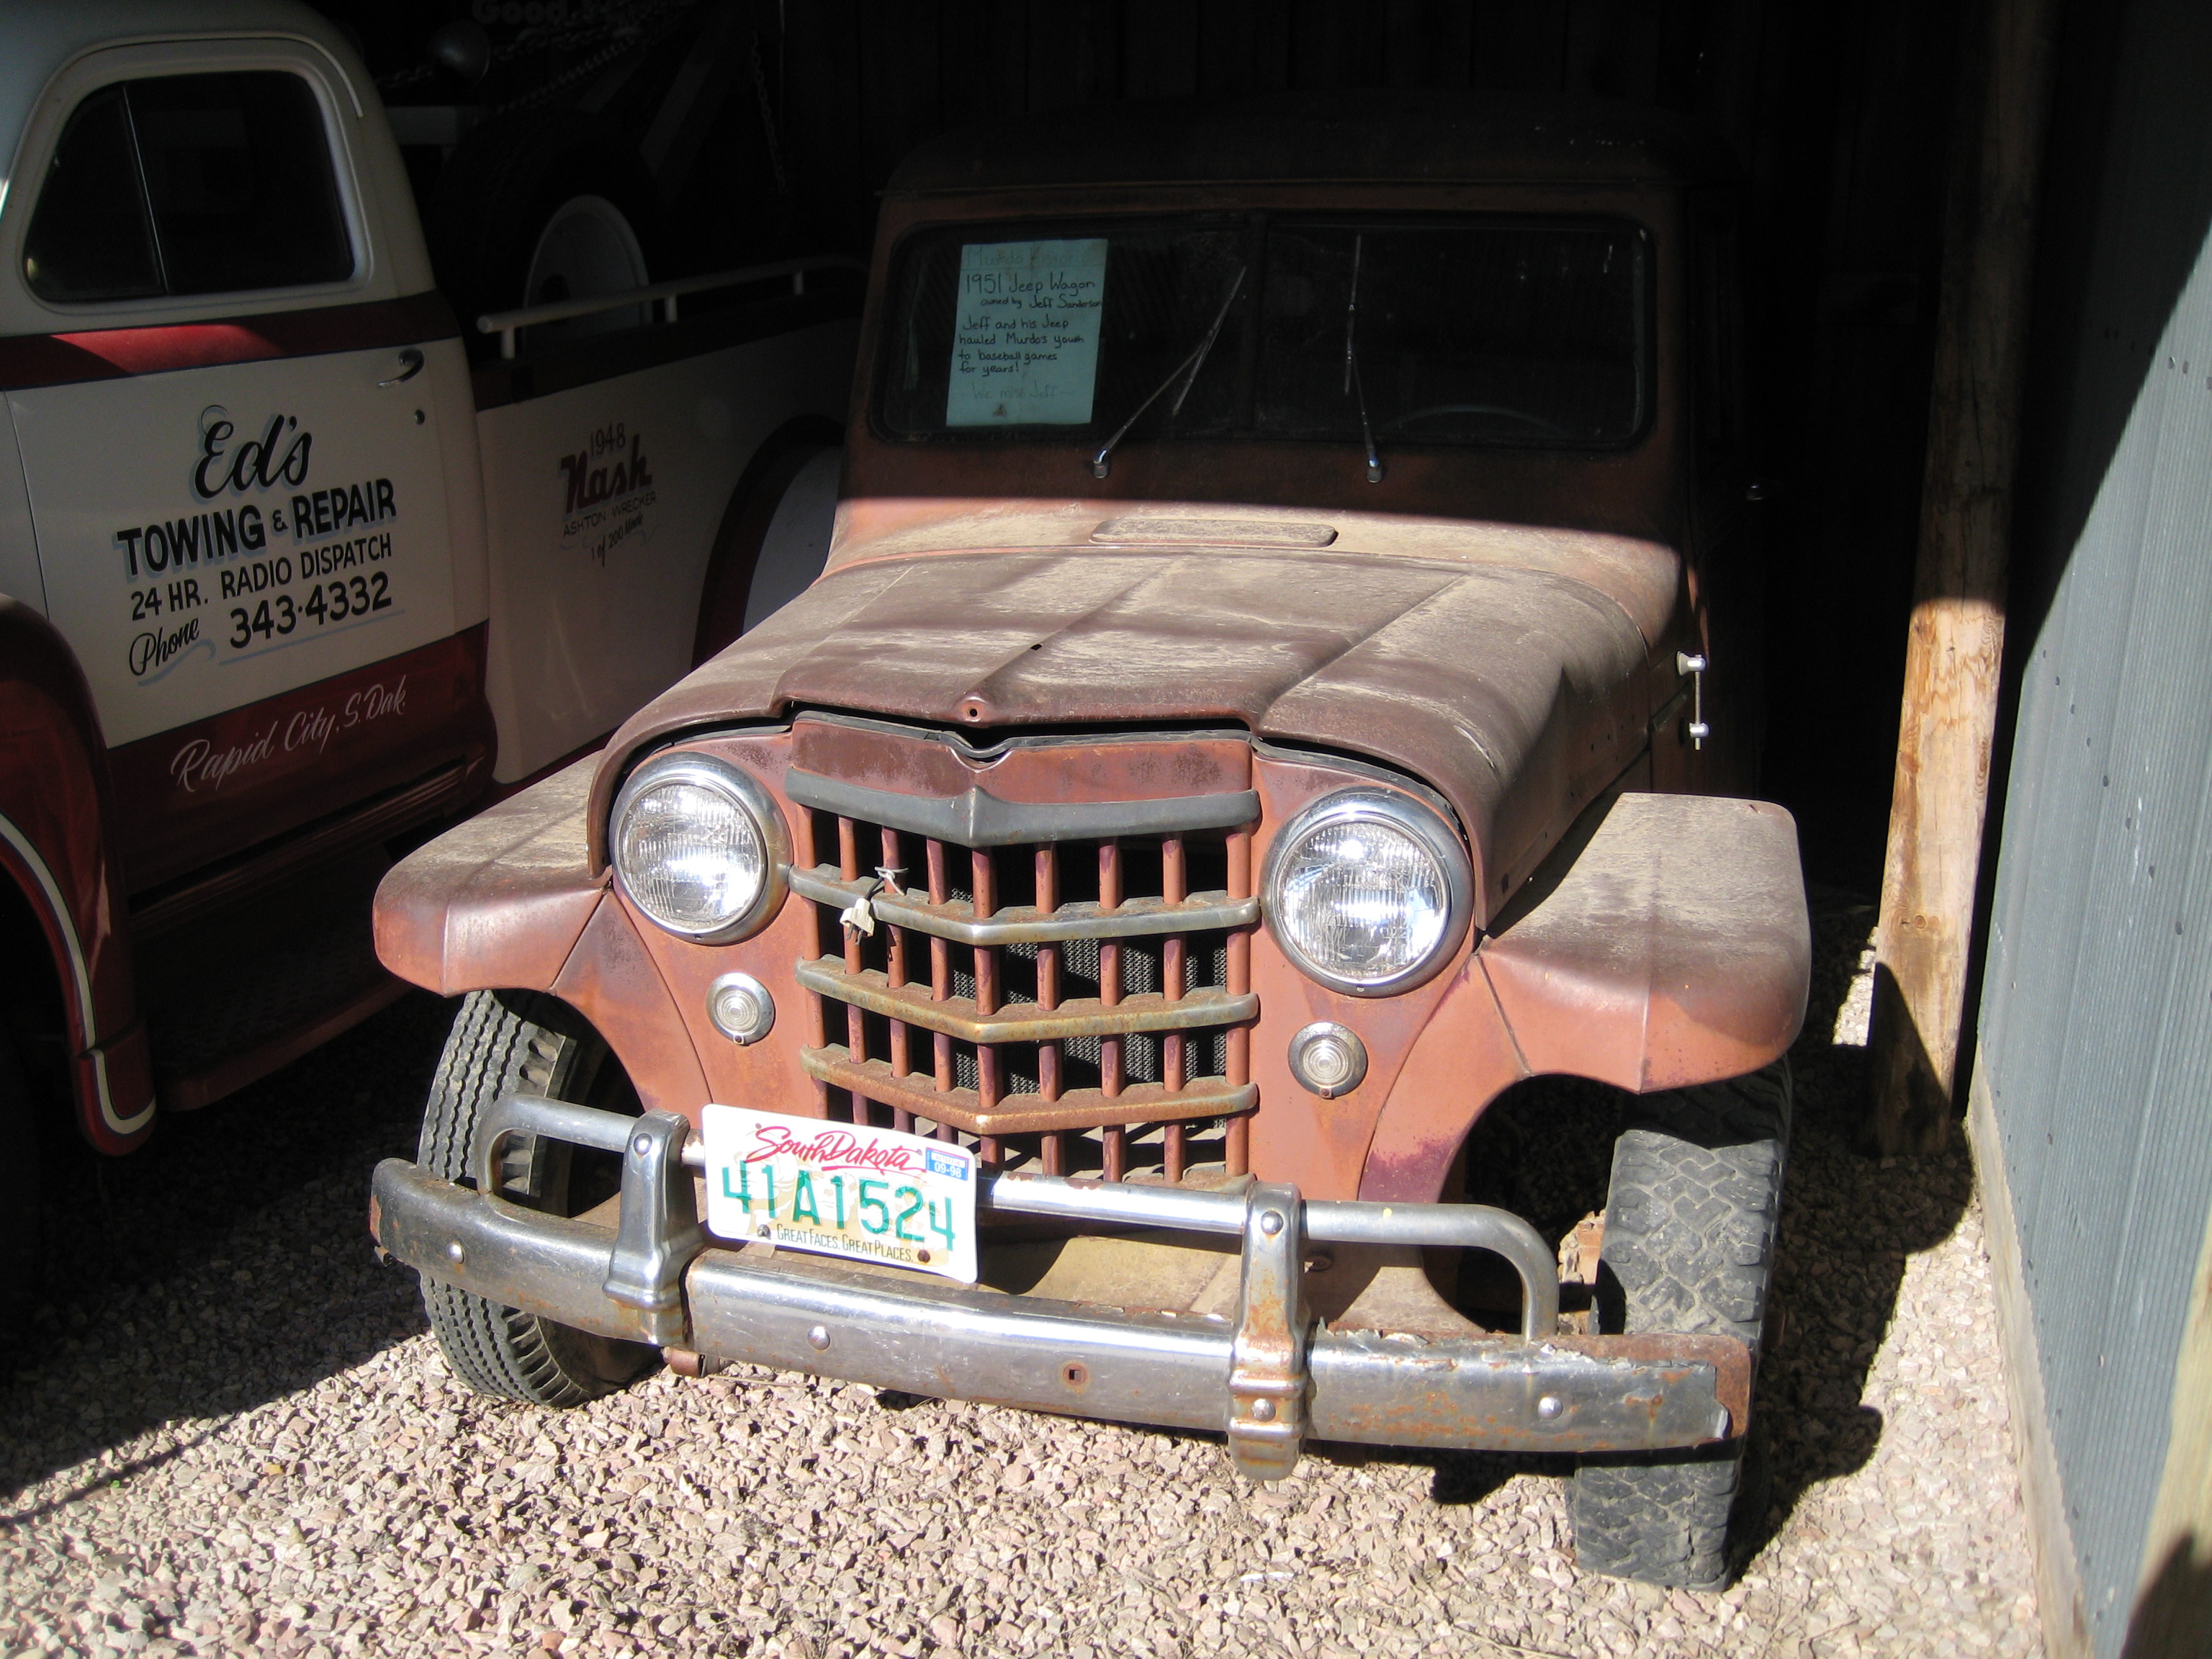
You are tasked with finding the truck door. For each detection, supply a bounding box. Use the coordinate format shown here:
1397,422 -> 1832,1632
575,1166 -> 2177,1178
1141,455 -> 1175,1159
1,42 -> 480,891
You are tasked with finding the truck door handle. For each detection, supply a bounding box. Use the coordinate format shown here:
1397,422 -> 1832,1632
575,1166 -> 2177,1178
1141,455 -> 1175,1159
378,349 -> 425,387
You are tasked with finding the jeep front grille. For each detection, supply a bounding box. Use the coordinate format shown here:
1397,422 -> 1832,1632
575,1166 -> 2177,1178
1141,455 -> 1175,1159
788,802 -> 1258,1182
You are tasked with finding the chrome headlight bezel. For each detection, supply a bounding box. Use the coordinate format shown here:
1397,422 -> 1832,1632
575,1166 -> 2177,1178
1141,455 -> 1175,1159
609,751 -> 790,943
1261,786 -> 1475,997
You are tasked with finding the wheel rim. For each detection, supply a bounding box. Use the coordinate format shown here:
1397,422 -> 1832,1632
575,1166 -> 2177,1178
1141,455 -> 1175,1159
522,194 -> 649,339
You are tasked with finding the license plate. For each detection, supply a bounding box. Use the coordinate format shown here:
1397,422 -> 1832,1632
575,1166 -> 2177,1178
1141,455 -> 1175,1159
701,1105 -> 979,1283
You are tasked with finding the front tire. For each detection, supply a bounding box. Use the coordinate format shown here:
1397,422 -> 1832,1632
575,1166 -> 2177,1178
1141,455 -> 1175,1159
417,991 -> 655,1406
691,436 -> 842,664
1569,1062 -> 1791,1588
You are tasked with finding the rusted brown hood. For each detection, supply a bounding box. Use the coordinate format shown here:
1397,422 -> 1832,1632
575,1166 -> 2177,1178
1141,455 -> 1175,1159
595,544 -> 1671,917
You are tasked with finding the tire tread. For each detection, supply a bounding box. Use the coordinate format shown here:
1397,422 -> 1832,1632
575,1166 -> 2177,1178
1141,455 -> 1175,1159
416,992 -> 628,1408
1570,1063 -> 1791,1588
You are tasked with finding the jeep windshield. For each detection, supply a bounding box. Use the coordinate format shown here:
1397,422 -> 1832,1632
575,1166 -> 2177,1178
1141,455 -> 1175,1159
876,215 -> 1648,452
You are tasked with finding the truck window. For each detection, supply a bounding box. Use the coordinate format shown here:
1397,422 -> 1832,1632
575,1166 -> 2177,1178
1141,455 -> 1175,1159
19,86 -> 161,301
879,219 -> 1249,441
24,71 -> 352,304
876,213 -> 1648,451
1257,221 -> 1647,448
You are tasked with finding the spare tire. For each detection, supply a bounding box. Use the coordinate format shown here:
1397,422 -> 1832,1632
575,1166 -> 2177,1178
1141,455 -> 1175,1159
424,109 -> 665,354
691,423 -> 843,664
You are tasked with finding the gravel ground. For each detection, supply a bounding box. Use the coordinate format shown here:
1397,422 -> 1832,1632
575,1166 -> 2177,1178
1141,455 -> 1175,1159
1,889 -> 2044,1658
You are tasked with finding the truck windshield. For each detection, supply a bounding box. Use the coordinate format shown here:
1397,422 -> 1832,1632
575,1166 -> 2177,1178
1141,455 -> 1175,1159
876,215 -> 1647,451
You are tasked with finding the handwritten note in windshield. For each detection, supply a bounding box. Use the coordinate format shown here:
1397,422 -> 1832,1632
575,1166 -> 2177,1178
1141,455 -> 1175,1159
945,238 -> 1107,426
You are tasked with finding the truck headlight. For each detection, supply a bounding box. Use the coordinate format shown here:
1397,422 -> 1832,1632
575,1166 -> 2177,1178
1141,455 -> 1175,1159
611,753 -> 788,942
1262,788 -> 1473,995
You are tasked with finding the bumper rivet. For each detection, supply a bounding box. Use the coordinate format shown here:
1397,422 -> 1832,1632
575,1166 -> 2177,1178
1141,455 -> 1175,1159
807,1324 -> 830,1351
446,1241 -> 465,1265
633,1134 -> 652,1156
1537,1394 -> 1563,1420
1260,1211 -> 1284,1237
1250,1398 -> 1275,1422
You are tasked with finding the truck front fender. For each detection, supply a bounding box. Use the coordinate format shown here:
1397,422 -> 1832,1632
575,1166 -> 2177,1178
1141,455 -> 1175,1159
0,598 -> 153,1151
1361,793 -> 1809,1202
373,750 -> 709,1117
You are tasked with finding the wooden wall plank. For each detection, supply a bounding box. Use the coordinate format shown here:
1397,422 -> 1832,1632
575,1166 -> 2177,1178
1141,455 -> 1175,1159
1287,0 -> 1387,90
1026,0 -> 1120,110
1470,0 -> 1569,91
784,0 -> 868,248
1199,0 -> 1259,96
940,0 -> 1030,128
1122,0 -> 1197,100
860,0 -> 944,189
1386,0 -> 1477,89
1868,0 -> 2062,1152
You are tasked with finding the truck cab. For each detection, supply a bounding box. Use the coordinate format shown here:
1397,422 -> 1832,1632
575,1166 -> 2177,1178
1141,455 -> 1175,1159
369,94 -> 1809,1591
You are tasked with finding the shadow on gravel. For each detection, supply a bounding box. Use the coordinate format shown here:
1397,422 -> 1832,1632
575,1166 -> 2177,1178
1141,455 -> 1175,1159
1329,886 -> 1976,1557
0,992 -> 457,1510
1737,884 -> 1974,1558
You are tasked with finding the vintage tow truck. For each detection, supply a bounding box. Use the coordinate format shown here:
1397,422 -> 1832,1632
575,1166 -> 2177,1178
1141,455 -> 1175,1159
368,95 -> 1809,1588
0,0 -> 856,1318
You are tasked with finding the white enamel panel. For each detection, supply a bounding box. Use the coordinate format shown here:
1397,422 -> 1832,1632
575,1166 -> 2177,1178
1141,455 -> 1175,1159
476,317 -> 856,781
12,341 -> 461,746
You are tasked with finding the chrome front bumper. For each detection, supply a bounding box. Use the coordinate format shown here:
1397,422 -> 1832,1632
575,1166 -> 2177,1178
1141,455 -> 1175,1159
369,1096 -> 1749,1480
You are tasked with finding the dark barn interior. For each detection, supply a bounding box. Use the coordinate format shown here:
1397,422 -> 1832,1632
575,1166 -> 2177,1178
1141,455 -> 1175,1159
332,0 -> 1974,893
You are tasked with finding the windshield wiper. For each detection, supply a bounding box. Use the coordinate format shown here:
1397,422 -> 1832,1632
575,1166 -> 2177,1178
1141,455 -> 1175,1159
1089,266 -> 1247,480
1344,233 -> 1384,484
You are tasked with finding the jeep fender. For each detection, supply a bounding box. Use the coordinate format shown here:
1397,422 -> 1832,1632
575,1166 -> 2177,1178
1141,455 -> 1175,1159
372,752 -> 711,1119
1361,793 -> 1809,1202
0,598 -> 154,1151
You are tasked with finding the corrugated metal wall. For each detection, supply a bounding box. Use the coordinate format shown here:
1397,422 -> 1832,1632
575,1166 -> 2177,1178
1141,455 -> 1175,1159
1979,0 -> 2212,1648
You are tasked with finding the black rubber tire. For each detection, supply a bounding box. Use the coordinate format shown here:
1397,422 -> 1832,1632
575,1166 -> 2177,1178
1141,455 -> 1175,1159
0,1025 -> 40,1360
1569,1061 -> 1791,1588
422,109 -> 665,359
416,991 -> 655,1406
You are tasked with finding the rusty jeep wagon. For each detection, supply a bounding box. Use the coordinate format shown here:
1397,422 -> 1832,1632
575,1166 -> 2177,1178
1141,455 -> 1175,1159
368,94 -> 1809,1589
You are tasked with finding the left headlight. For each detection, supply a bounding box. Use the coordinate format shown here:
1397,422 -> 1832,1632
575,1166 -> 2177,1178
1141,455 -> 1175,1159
610,752 -> 788,942
1262,787 -> 1473,995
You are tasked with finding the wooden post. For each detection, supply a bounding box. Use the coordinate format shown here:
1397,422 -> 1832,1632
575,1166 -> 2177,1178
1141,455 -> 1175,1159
1866,0 -> 2061,1155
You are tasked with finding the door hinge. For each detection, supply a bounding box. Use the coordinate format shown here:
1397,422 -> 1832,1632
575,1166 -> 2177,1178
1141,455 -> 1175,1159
1676,652 -> 1710,750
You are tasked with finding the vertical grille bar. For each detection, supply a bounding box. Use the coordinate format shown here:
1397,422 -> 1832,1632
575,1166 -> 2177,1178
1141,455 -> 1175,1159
1097,839 -> 1123,1098
926,837 -> 952,1112
971,848 -> 1001,1112
1226,827 -> 1253,1177
883,826 -> 911,1082
1080,838 -> 1123,1183
1161,835 -> 1187,1182
1035,846 -> 1061,1102
797,807 -> 830,1115
837,818 -> 868,1120
1032,845 -> 1059,1179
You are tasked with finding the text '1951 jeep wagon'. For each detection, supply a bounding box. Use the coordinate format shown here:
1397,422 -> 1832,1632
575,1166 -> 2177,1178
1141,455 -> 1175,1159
368,94 -> 1810,1589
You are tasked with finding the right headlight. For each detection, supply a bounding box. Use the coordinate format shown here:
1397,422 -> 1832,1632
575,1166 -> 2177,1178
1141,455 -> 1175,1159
610,752 -> 788,942
1262,787 -> 1473,995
